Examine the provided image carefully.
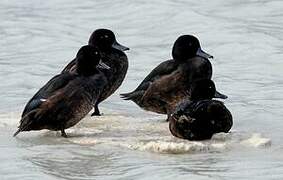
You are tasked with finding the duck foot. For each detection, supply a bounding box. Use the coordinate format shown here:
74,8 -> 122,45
91,111 -> 102,116
166,112 -> 171,122
61,129 -> 68,138
91,105 -> 101,116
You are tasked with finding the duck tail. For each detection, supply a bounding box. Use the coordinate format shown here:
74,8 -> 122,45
13,129 -> 22,137
120,92 -> 133,100
120,91 -> 143,102
13,110 -> 38,137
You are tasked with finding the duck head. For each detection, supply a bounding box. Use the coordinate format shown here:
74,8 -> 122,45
189,79 -> 228,101
88,29 -> 129,52
172,35 -> 213,62
190,79 -> 216,101
76,45 -> 110,76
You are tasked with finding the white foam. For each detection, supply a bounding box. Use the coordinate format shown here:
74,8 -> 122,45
71,129 -> 271,154
71,138 -> 99,145
240,133 -> 272,148
126,140 -> 226,154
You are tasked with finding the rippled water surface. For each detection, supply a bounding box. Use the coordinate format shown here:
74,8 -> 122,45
1,0 -> 283,179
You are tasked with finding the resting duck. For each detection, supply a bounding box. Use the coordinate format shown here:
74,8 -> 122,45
121,35 -> 227,120
62,29 -> 129,116
169,79 -> 233,140
15,45 -> 109,137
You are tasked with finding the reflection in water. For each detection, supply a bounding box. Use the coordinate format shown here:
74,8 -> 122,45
28,148 -> 226,180
27,145 -> 115,179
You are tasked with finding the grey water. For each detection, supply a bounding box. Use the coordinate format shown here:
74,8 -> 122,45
1,0 -> 283,179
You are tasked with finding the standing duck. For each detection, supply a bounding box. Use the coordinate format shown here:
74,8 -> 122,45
62,29 -> 129,116
121,35 -> 227,120
169,79 -> 233,140
15,45 -> 109,137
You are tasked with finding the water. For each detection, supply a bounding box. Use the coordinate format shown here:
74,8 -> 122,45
1,0 -> 283,179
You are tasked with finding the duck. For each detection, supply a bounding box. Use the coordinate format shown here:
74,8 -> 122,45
62,28 -> 129,116
121,35 -> 227,120
169,79 -> 233,141
15,45 -> 109,137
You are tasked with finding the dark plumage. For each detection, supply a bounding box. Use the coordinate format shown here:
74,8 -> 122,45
15,45 -> 109,137
169,79 -> 233,141
62,29 -> 129,116
121,35 -> 227,120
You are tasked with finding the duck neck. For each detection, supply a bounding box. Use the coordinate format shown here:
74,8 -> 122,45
77,68 -> 99,76
174,58 -> 186,64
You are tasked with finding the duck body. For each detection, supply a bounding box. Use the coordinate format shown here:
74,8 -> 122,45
122,56 -> 212,115
15,45 -> 108,137
18,73 -> 106,134
169,99 -> 233,140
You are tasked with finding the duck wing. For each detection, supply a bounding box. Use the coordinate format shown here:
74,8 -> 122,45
61,58 -> 77,73
22,73 -> 77,117
121,59 -> 177,99
15,87 -> 67,136
140,69 -> 182,103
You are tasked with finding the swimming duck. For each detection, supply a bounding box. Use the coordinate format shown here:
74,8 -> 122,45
169,79 -> 233,140
15,45 -> 109,137
62,29 -> 129,116
121,35 -> 227,120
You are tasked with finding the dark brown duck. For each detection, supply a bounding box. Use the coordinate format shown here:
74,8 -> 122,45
169,79 -> 233,140
121,35 -> 227,120
62,29 -> 129,116
14,45 -> 109,137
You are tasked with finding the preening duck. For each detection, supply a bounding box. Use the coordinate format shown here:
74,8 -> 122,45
169,79 -> 233,140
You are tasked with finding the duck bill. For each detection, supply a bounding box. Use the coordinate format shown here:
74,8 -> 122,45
196,48 -> 213,59
214,91 -> 228,99
97,60 -> 110,70
112,41 -> 130,51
